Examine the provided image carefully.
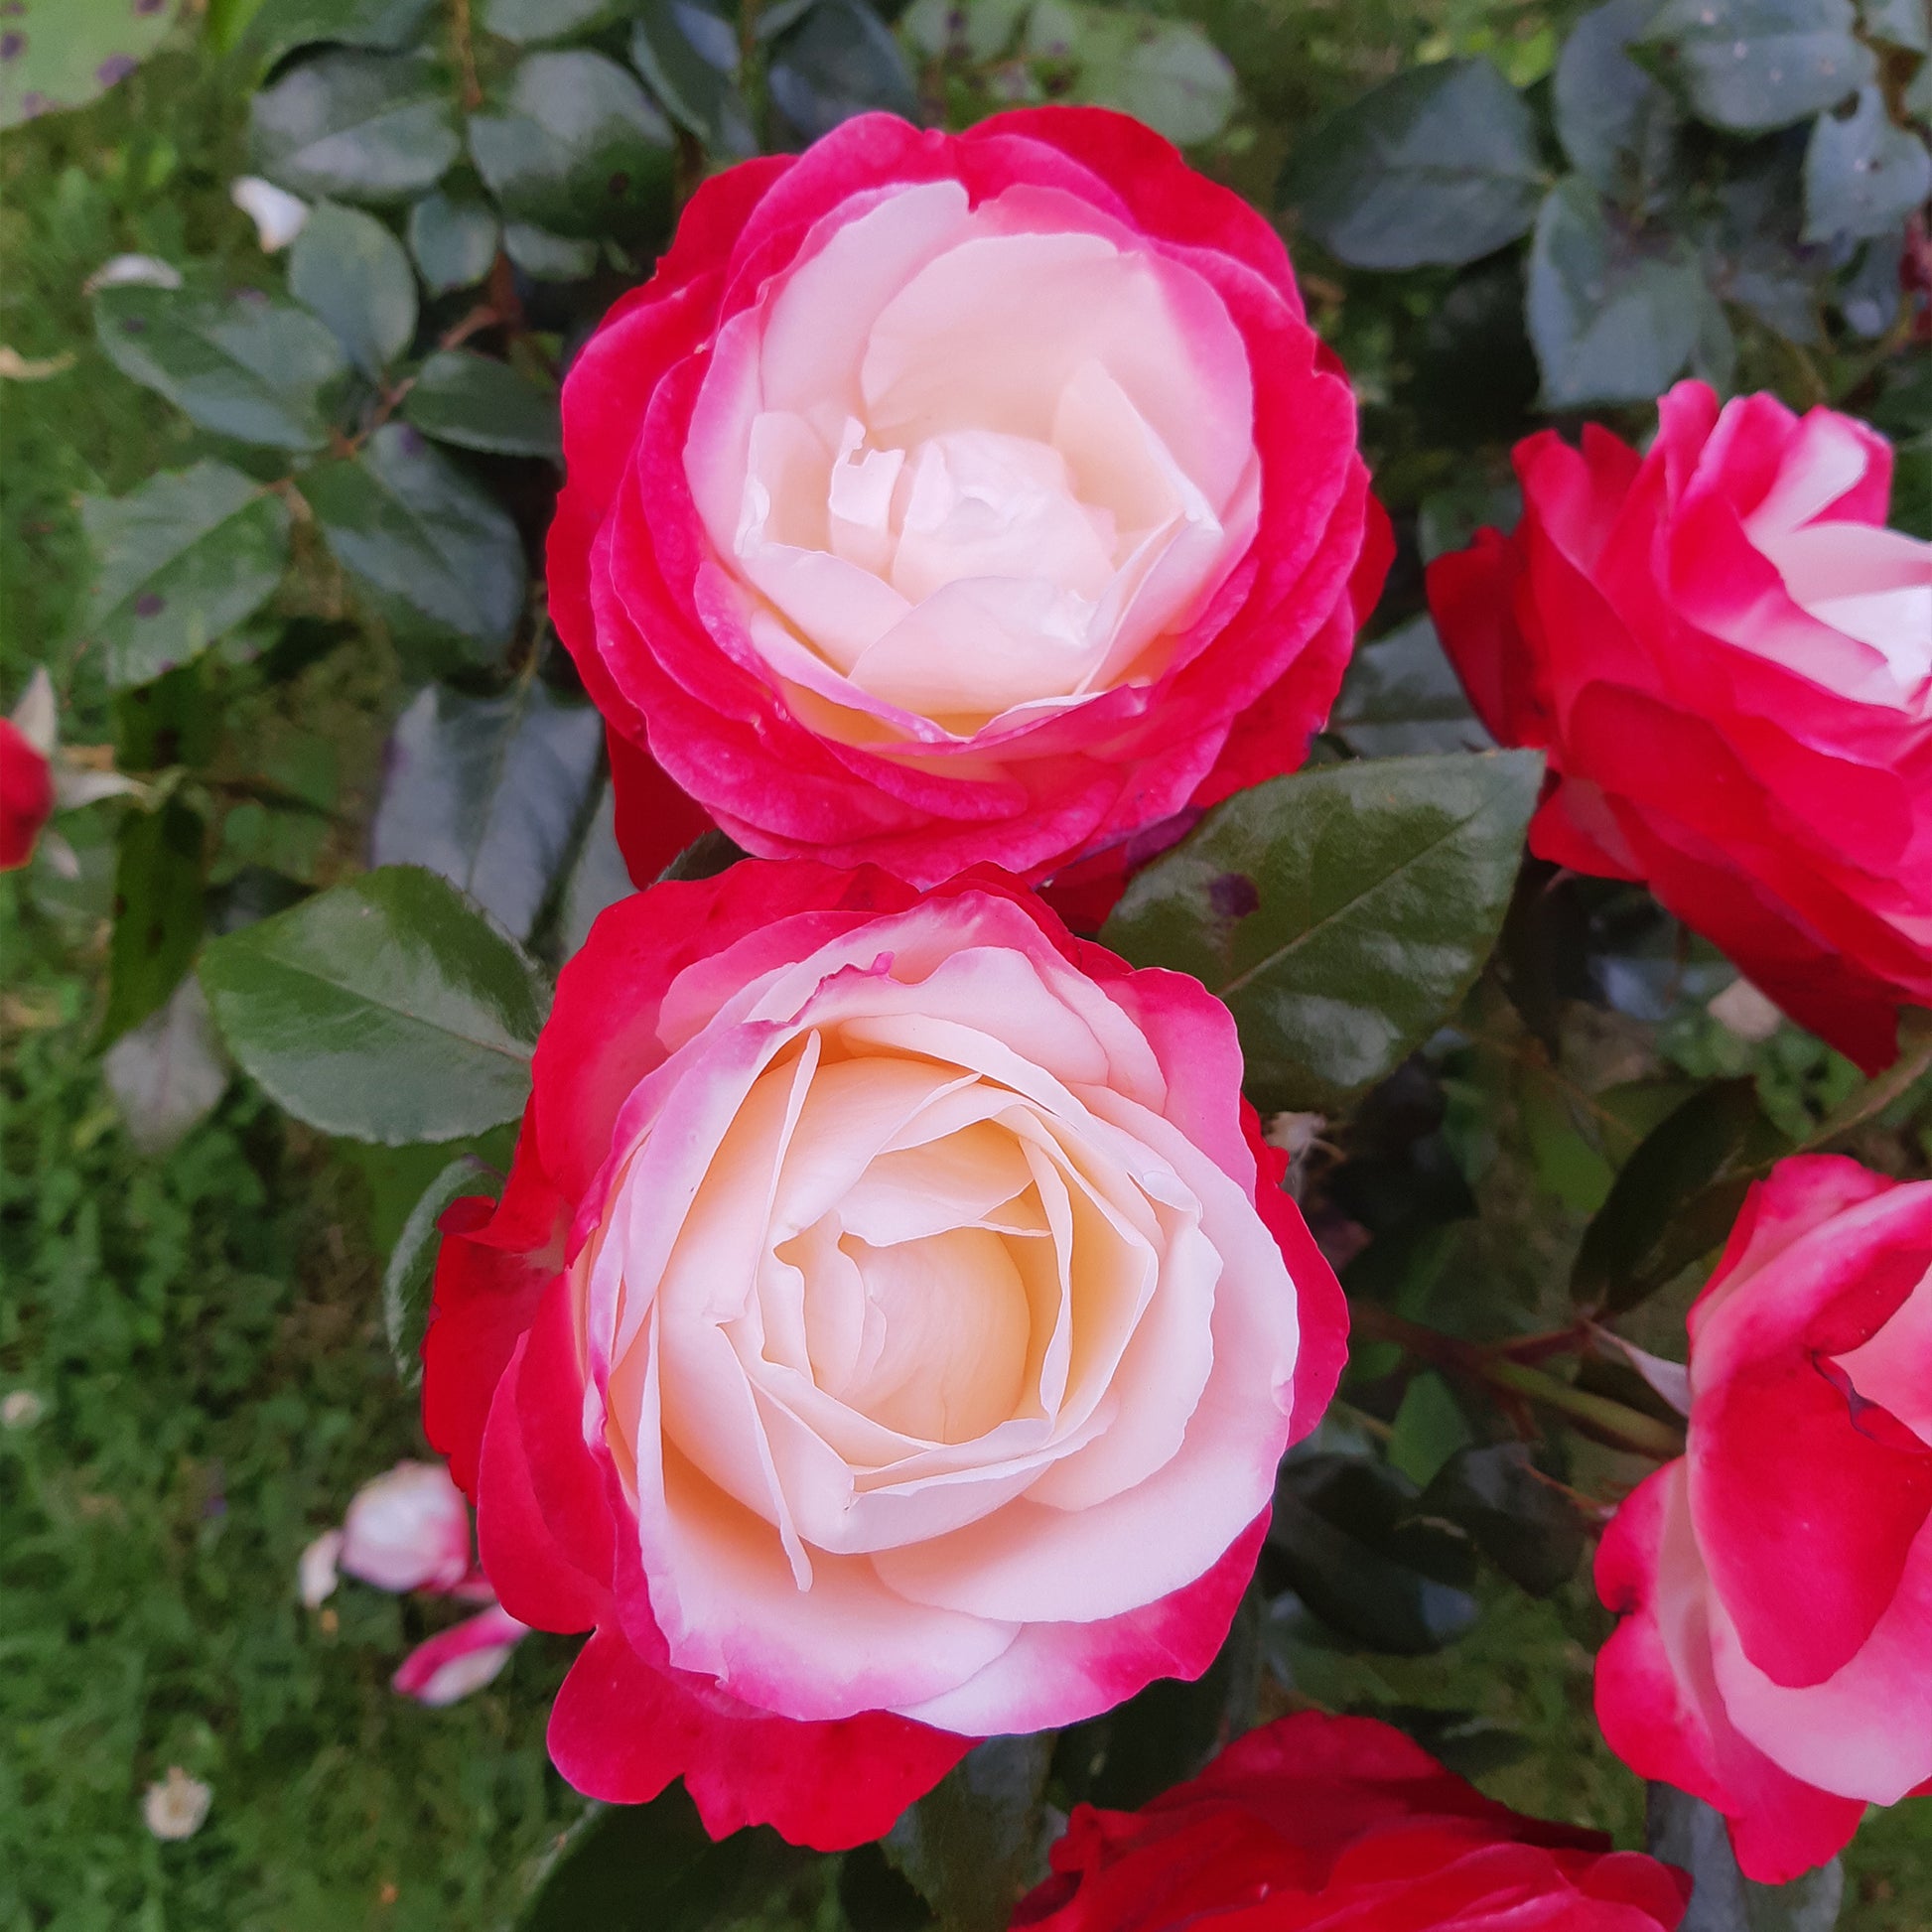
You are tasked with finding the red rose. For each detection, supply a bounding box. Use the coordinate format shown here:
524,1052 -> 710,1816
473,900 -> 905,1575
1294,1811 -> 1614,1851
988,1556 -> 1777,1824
0,714 -> 55,872
422,861 -> 1346,1849
550,107 -> 1387,891
1427,381 -> 1932,1071
1595,1155 -> 1932,1883
1015,1711 -> 1690,1932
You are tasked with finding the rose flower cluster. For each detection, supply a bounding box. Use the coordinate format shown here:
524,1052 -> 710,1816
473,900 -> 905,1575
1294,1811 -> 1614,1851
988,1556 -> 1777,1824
390,102 -> 1930,1914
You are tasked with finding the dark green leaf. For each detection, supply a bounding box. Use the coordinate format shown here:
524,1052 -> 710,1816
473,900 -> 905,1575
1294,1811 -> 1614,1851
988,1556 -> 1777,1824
469,51 -> 674,238
116,661 -> 223,772
288,200 -> 418,375
1860,0 -> 1930,50
80,462 -> 291,690
382,1154 -> 495,1389
501,221 -> 601,280
1067,12 -> 1238,148
1268,1454 -> 1479,1656
1572,1077 -> 1784,1313
1555,0 -> 1680,199
300,423 -> 526,664
884,1737 -> 1052,1932
199,865 -> 546,1144
483,0 -> 635,42
511,1789 -> 805,1932
402,348 -> 562,459
94,285 -> 347,451
1330,616 -> 1494,759
1102,752 -> 1543,1113
841,1848 -> 935,1932
1421,1443 -> 1589,1596
1803,87 -> 1932,240
767,0 -> 919,142
1527,175 -> 1707,407
630,2 -> 757,157
558,782 -> 633,960
1281,60 -> 1546,270
252,51 -> 460,205
659,828 -> 743,882
1639,0 -> 1875,133
407,192 -> 501,294
103,977 -> 229,1158
0,0 -> 175,129
1647,1784 -> 1845,1931
1360,1706 -> 1529,1779
371,679 -> 604,941
104,798 -> 207,1047
245,0 -> 440,69
1385,1370 -> 1474,1488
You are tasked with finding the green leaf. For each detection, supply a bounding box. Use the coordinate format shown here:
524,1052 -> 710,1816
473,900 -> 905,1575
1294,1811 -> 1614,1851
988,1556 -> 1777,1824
659,827 -> 744,882
1068,13 -> 1238,148
1421,1443 -> 1589,1596
383,1154 -> 495,1389
1860,0 -> 1930,50
0,0 -> 177,131
469,51 -> 674,238
1102,752 -> 1543,1113
1554,0 -> 1680,198
1385,1370 -> 1474,1488
102,976 -> 229,1158
94,285 -> 347,451
483,0 -> 636,42
767,0 -> 919,142
300,423 -> 527,665
251,51 -> 460,205
630,1 -> 758,157
501,221 -> 601,281
370,679 -> 604,941
1803,87 -> 1932,240
199,865 -> 547,1144
1527,175 -> 1707,407
558,783 -> 632,960
1268,1453 -> 1479,1656
1329,616 -> 1494,760
80,463 -> 291,690
402,348 -> 562,459
510,1789 -> 806,1932
1639,0 -> 1875,134
288,200 -> 418,375
104,798 -> 208,1047
244,0 -> 440,68
1281,60 -> 1547,270
407,192 -> 501,294
884,1737 -> 1052,1932
1646,1784 -> 1845,1931
1571,1077 -> 1785,1313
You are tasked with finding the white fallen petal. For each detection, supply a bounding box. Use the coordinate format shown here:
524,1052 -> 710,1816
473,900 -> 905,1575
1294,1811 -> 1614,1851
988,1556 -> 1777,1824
1708,976 -> 1784,1043
299,1529 -> 345,1609
1,1389 -> 47,1429
83,254 -> 183,295
230,177 -> 310,252
142,1767 -> 212,1841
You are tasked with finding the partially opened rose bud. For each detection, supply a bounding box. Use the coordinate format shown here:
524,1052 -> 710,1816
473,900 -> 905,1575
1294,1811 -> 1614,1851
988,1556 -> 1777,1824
338,1459 -> 476,1596
1427,381 -> 1932,1072
392,1603 -> 527,1708
550,107 -> 1387,894
423,861 -> 1347,1848
1,677 -> 56,873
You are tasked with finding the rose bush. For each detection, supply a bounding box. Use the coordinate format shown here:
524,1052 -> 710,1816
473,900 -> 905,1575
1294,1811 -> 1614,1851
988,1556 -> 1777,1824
1427,381 -> 1932,1072
421,859 -> 1345,1847
549,106 -> 1387,891
1595,1154 -> 1932,1882
1014,1710 -> 1691,1932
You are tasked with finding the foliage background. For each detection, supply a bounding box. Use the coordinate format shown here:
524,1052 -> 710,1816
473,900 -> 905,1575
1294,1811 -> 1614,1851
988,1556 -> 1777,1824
1,1 -> 1928,1928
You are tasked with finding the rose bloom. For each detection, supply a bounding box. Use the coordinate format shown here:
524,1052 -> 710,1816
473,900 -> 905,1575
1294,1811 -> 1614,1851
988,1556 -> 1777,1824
549,107 -> 1387,893
1015,1711 -> 1690,1932
422,861 -> 1345,1847
1427,381 -> 1932,1072
1595,1155 -> 1932,1882
0,713 -> 55,871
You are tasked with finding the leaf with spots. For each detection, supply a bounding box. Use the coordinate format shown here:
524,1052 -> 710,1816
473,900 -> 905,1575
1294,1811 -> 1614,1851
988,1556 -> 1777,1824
0,0 -> 177,131
80,462 -> 292,691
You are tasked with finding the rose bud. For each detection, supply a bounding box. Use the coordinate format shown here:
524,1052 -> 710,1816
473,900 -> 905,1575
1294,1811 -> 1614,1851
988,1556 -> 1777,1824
1015,1710 -> 1690,1932
549,108 -> 1387,896
1,709 -> 56,873
422,861 -> 1346,1849
1427,381 -> 1932,1072
1595,1155 -> 1932,1882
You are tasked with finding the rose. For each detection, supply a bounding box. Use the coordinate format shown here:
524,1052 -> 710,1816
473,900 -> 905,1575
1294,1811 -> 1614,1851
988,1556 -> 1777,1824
1014,1711 -> 1690,1932
1426,381 -> 1932,1071
0,712 -> 55,872
549,107 -> 1387,893
423,860 -> 1346,1848
1595,1155 -> 1932,1882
